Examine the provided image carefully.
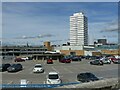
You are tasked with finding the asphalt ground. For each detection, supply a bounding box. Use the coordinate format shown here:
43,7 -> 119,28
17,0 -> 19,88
1,58 -> 118,84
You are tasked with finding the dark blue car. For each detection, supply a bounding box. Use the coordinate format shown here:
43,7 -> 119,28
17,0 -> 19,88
7,64 -> 23,72
0,63 -> 11,72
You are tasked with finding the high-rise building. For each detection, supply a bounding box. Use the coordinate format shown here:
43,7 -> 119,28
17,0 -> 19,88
70,12 -> 88,46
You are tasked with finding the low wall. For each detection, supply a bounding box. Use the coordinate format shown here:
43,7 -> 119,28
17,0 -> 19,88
58,78 -> 119,90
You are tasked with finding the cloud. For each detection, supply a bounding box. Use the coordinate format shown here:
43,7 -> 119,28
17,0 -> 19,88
12,34 -> 55,39
2,2 -> 69,39
99,21 -> 118,33
88,20 -> 118,44
37,34 -> 55,38
2,2 -> 118,45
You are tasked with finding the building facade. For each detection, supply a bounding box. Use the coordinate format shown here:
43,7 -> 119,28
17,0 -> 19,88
70,12 -> 88,46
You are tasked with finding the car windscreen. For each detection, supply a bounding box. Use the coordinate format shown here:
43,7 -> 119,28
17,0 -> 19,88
95,60 -> 100,62
48,74 -> 59,79
10,64 -> 17,67
0,64 -> 5,67
79,73 -> 87,78
35,65 -> 42,67
86,73 -> 97,78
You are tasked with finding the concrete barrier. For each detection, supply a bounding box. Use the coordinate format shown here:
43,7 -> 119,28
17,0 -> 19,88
58,78 -> 119,89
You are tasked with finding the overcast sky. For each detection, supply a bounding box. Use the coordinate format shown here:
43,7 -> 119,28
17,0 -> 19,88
2,2 -> 118,46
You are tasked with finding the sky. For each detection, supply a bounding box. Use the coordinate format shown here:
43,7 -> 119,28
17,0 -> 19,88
2,2 -> 118,46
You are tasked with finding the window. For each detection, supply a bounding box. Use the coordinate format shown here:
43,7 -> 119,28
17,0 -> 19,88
70,52 -> 76,55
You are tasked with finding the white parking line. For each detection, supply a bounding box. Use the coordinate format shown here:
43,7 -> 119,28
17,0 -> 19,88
8,81 -> 13,84
29,71 -> 33,74
75,80 -> 80,82
43,71 -> 46,74
63,67 -> 74,73
43,81 -> 46,84
52,66 -> 59,73
28,67 -> 33,71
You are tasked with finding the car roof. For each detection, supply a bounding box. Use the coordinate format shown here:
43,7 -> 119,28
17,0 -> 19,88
95,59 -> 100,60
79,72 -> 93,75
11,64 -> 21,66
49,72 -> 58,75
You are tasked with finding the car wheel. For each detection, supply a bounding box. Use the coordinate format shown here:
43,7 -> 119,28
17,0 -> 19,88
77,77 -> 80,81
90,62 -> 92,65
42,70 -> 44,73
86,80 -> 90,82
109,61 -> 111,64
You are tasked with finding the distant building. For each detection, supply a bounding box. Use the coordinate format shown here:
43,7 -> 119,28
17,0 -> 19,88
44,41 -> 52,51
98,39 -> 107,45
70,12 -> 88,46
1,46 -> 47,56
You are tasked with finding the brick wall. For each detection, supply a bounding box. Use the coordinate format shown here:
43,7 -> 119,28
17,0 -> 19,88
60,50 -> 84,56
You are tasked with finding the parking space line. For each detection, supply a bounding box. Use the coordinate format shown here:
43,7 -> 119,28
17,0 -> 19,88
44,61 -> 46,65
75,80 -> 80,82
28,67 -> 33,71
52,66 -> 59,73
29,71 -> 33,74
63,67 -> 74,73
8,81 -> 13,84
67,65 -> 79,71
43,81 -> 46,84
43,71 -> 46,74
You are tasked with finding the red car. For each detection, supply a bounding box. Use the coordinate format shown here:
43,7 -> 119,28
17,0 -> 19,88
14,58 -> 25,62
47,59 -> 53,64
109,58 -> 117,62
59,58 -> 71,63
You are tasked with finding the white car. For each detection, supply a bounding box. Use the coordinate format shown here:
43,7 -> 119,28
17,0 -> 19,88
46,72 -> 62,84
100,58 -> 111,64
20,79 -> 29,87
21,57 -> 29,60
33,64 -> 44,73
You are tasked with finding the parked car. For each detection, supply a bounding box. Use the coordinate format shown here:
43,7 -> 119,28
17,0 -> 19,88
77,72 -> 99,83
20,79 -> 29,87
71,57 -> 82,61
113,59 -> 120,64
109,57 -> 117,62
100,58 -> 111,64
21,57 -> 33,60
0,63 -> 11,72
14,58 -> 25,62
7,64 -> 23,72
90,56 -> 101,60
59,58 -> 71,63
46,72 -> 62,84
21,57 -> 29,60
90,60 -> 103,65
47,59 -> 53,64
33,64 -> 44,73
